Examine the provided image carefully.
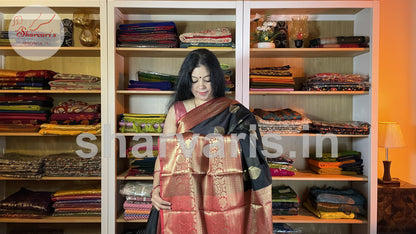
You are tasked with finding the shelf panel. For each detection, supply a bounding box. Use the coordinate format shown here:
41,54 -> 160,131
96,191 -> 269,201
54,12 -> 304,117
0,132 -> 42,136
117,214 -> 146,223
261,133 -> 369,138
117,170 -> 153,180
0,216 -> 101,223
0,176 -> 101,181
250,48 -> 370,58
117,90 -> 175,95
272,170 -> 367,182
251,8 -> 365,16
116,48 -> 235,58
272,208 -> 367,224
0,46 -> 100,57
0,90 -> 101,94
0,0 -> 100,9
118,133 -> 161,137
117,90 -> 234,96
250,91 -> 369,95
0,133 -> 101,136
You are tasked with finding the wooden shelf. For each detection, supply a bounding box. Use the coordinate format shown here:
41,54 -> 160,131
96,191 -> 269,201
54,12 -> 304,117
250,91 -> 369,95
0,46 -> 100,57
117,214 -> 147,223
0,132 -> 42,136
117,90 -> 234,96
0,176 -> 101,181
116,48 -> 235,58
0,90 -> 101,94
261,133 -> 369,138
272,170 -> 367,182
118,132 -> 162,137
0,216 -> 101,223
0,132 -> 101,136
272,208 -> 367,224
0,0 -> 100,9
250,48 -> 370,58
117,90 -> 175,95
117,170 -> 153,181
251,8 -> 365,16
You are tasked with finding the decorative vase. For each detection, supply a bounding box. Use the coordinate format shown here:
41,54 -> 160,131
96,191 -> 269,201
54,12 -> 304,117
290,16 -> 309,48
256,42 -> 275,48
294,39 -> 304,48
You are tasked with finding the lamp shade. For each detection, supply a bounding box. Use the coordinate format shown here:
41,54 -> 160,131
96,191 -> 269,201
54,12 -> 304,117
378,122 -> 406,148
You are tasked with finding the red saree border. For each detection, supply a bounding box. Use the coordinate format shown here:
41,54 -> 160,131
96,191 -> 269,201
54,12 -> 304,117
177,97 -> 238,133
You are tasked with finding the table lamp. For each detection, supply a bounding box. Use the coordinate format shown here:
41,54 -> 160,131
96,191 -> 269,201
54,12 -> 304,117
378,122 -> 406,186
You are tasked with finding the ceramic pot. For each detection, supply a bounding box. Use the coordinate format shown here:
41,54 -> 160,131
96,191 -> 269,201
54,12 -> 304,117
256,42 -> 275,48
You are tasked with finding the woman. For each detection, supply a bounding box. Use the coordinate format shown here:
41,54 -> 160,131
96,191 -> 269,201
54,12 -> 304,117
150,49 -> 272,233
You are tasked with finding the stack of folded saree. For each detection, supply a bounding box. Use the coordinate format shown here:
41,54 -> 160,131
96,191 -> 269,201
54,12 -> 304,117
0,94 -> 53,132
272,186 -> 299,216
179,27 -> 233,48
0,153 -> 44,179
0,188 -> 53,218
302,73 -> 370,91
311,120 -> 370,135
272,223 -> 301,234
0,69 -> 56,90
308,151 -> 363,175
52,188 -> 101,217
119,182 -> 153,221
249,65 -> 294,91
130,70 -> 178,91
267,156 -> 297,176
128,80 -> 172,91
117,21 -> 179,48
49,73 -> 101,90
309,36 -> 369,48
0,31 -> 11,46
303,186 -> 366,219
221,63 -> 234,91
43,153 -> 101,177
125,145 -> 157,177
119,114 -> 165,133
40,99 -> 101,135
253,108 -> 311,134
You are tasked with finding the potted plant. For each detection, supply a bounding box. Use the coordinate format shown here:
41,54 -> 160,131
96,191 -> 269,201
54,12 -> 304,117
251,13 -> 280,48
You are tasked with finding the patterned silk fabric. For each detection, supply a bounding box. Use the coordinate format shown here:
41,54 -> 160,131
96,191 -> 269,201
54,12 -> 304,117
159,97 -> 272,234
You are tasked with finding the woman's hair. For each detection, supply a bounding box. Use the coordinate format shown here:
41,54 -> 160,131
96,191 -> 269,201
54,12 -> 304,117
168,49 -> 225,109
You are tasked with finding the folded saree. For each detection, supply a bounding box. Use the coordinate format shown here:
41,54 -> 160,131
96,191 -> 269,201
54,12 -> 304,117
303,199 -> 356,219
51,195 -> 101,201
159,97 -> 272,233
51,100 -> 100,114
309,186 -> 366,206
312,200 -> 366,215
123,201 -> 152,210
39,123 -> 101,135
53,189 -> 101,197
308,159 -> 342,168
0,188 -> 53,216
179,28 -> 232,43
309,165 -> 342,175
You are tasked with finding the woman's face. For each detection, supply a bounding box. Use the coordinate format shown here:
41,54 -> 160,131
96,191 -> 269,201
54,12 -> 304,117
191,65 -> 213,104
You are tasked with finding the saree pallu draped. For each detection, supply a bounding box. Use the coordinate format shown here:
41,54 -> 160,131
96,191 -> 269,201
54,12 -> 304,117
159,97 -> 272,234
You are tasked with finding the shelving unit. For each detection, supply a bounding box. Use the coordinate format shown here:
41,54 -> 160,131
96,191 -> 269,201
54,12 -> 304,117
0,0 -> 107,233
244,1 -> 379,234
107,1 -> 242,233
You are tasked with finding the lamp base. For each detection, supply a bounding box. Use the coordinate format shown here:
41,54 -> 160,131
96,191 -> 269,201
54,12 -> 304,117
378,178 -> 400,187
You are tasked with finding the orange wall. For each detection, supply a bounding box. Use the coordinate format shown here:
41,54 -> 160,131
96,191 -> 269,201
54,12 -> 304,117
378,0 -> 416,184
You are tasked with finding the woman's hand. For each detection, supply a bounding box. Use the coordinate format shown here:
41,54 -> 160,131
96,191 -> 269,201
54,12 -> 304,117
151,186 -> 171,210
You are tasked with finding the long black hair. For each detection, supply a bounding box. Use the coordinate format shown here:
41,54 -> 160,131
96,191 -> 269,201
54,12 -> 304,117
168,49 -> 225,109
